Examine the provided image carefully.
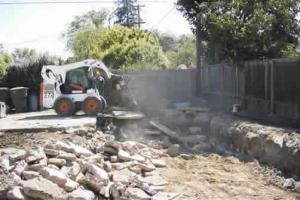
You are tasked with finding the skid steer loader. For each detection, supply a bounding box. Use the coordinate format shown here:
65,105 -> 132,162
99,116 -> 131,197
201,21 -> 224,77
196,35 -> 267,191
41,59 -> 135,116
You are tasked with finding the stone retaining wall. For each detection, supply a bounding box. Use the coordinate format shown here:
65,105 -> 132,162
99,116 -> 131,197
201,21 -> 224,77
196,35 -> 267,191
210,116 -> 300,176
159,109 -> 300,176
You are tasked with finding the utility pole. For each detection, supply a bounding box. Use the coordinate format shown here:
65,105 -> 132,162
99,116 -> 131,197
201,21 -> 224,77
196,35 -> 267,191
136,4 -> 145,28
126,0 -> 129,27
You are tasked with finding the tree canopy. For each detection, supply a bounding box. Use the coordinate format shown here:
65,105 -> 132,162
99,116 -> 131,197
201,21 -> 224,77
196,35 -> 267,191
70,26 -> 168,70
12,48 -> 38,64
63,10 -> 108,48
114,0 -> 140,27
177,0 -> 300,63
0,51 -> 12,79
155,32 -> 196,68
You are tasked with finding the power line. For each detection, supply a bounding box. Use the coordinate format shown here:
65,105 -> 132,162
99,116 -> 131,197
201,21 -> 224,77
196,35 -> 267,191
0,0 -> 174,5
151,5 -> 175,29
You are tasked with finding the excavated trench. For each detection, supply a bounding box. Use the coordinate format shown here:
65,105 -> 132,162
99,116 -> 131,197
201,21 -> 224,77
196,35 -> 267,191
156,108 -> 300,178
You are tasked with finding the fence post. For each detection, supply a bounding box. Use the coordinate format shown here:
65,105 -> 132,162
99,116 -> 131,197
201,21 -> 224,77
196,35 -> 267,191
196,26 -> 202,96
270,60 -> 275,115
264,61 -> 269,113
235,64 -> 239,104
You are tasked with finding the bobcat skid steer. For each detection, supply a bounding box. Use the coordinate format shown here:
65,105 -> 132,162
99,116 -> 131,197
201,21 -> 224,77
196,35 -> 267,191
41,59 -> 114,116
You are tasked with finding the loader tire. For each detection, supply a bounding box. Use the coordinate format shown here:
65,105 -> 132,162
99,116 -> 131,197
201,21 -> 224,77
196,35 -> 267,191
54,97 -> 75,116
82,96 -> 103,115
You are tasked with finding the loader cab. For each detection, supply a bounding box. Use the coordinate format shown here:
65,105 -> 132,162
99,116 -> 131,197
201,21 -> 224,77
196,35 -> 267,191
61,67 -> 89,94
61,66 -> 109,94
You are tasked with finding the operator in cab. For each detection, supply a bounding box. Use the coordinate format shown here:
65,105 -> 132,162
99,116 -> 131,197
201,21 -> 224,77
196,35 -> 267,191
91,70 -> 105,94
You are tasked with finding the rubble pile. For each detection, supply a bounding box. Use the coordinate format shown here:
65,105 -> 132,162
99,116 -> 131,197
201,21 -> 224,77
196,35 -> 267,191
0,139 -> 180,200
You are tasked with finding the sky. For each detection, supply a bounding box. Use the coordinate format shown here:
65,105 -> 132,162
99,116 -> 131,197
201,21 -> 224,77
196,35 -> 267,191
0,0 -> 192,58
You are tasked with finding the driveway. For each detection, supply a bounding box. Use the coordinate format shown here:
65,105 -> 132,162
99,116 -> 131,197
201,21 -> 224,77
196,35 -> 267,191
0,110 -> 96,132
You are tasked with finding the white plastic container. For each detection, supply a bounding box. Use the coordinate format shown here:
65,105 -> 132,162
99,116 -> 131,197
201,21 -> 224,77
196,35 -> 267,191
0,102 -> 6,118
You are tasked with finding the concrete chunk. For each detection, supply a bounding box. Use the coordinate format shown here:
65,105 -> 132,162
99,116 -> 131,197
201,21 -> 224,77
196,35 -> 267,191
0,155 -> 10,171
60,162 -> 81,180
84,154 -> 103,164
131,154 -> 146,163
6,186 -> 25,200
27,158 -> 47,171
54,141 -> 73,153
125,187 -> 151,200
64,178 -> 79,192
1,148 -> 27,163
39,167 -> 68,187
8,150 -> 27,163
75,172 -> 86,185
137,162 -> 156,172
85,163 -> 109,185
44,148 -> 60,157
25,147 -> 46,164
68,188 -> 95,200
48,164 -> 60,170
69,143 -> 93,157
22,177 -> 67,200
13,160 -> 28,176
85,172 -> 104,192
48,158 -> 66,168
22,171 -> 39,180
112,168 -> 137,185
151,159 -> 166,168
58,152 -> 77,161
118,149 -> 131,161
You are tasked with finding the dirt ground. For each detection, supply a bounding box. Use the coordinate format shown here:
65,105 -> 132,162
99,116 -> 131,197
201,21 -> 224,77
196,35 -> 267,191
160,155 -> 299,200
0,130 -> 298,200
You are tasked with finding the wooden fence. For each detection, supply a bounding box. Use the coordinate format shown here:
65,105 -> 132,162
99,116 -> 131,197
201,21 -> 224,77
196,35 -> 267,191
199,58 -> 300,120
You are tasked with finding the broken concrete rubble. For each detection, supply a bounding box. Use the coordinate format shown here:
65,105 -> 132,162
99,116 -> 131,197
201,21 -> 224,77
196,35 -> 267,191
0,134 -> 171,200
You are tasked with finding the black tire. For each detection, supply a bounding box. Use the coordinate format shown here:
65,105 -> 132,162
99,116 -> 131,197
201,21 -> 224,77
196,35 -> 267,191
54,97 -> 75,116
82,96 -> 103,115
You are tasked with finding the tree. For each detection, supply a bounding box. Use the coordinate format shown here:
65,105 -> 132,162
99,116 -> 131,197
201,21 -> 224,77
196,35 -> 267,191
177,0 -> 300,63
12,48 -> 38,64
0,52 -> 12,79
173,35 -> 196,67
70,26 -> 168,70
155,32 -> 196,68
165,35 -> 196,68
154,32 -> 177,52
64,10 -> 108,48
114,0 -> 141,27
